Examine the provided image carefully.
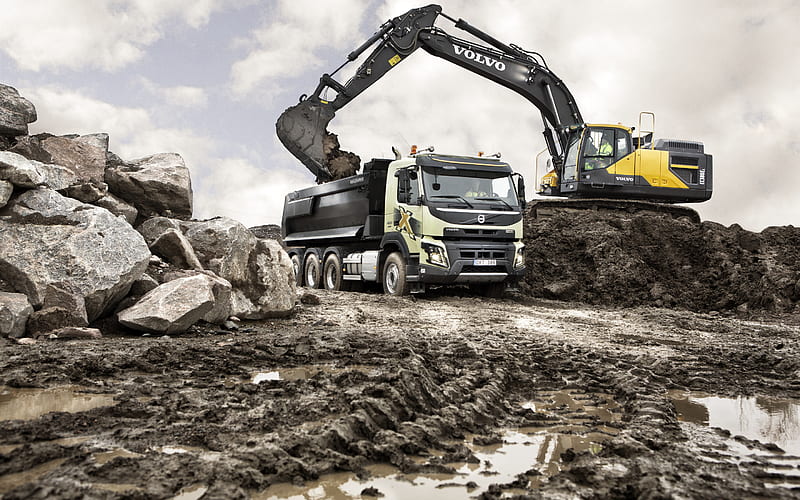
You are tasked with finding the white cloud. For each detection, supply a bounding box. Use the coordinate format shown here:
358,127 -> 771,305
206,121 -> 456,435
137,77 -> 209,108
0,0 -> 232,71
23,85 -> 214,184
193,158 -> 309,226
229,0 -> 372,97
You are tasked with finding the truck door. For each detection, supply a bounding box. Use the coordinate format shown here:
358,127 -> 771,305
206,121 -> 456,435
392,167 -> 423,255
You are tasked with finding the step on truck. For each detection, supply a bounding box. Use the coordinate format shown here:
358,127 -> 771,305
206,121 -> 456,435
282,151 -> 527,297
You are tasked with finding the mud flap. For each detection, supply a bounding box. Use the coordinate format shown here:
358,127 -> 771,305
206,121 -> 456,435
276,98 -> 336,182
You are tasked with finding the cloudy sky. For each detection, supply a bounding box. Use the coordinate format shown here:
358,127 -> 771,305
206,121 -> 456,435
1,0 -> 797,231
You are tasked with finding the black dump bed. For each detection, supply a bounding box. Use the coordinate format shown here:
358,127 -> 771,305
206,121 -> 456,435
282,159 -> 390,245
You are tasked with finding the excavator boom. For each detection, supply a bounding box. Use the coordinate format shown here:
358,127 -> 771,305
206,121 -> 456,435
276,4 -> 581,182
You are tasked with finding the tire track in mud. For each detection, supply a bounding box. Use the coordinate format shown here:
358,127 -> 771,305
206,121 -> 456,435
0,291 -> 799,498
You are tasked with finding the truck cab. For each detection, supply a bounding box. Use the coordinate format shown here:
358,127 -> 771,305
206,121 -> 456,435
282,152 -> 526,297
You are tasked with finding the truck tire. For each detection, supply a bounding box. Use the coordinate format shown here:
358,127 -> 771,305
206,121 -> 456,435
382,252 -> 409,296
291,254 -> 303,286
323,253 -> 348,291
304,253 -> 322,289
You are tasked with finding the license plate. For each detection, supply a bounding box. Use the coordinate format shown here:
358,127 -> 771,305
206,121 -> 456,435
473,259 -> 497,266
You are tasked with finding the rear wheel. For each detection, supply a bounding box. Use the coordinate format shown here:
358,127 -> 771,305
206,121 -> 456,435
290,254 -> 303,286
323,253 -> 348,291
304,253 -> 322,289
382,252 -> 409,296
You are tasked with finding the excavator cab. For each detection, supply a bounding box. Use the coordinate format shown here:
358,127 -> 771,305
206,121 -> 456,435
539,118 -> 712,203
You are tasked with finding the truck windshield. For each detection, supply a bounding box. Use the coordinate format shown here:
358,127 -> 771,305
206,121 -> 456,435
421,168 -> 519,209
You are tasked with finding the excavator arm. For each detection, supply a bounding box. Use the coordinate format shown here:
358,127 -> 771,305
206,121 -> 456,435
276,4 -> 582,182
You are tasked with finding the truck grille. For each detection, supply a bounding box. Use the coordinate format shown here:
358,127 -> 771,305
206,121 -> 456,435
459,249 -> 506,259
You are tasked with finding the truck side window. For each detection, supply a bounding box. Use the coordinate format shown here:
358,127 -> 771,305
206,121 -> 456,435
396,169 -> 419,205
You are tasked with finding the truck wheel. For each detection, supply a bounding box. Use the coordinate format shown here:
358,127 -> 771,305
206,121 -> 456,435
304,253 -> 322,289
382,252 -> 409,296
291,254 -> 303,286
323,253 -> 347,291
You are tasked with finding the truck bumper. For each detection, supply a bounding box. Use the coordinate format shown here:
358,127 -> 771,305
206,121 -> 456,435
413,241 -> 525,284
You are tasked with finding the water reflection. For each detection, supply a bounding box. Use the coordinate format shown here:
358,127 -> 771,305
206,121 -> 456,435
0,386 -> 116,421
668,390 -> 800,455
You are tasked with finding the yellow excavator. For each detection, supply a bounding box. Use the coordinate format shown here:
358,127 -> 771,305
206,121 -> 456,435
276,4 -> 712,219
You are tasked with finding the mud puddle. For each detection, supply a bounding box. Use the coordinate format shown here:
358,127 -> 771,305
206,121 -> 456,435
258,390 -> 619,499
669,390 -> 800,454
257,428 -> 607,499
0,386 -> 116,421
669,390 -> 800,489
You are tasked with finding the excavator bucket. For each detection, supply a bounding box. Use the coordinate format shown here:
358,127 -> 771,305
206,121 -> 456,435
275,98 -> 336,183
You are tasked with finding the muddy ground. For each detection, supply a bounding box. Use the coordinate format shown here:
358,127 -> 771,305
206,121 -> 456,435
1,287 -> 800,499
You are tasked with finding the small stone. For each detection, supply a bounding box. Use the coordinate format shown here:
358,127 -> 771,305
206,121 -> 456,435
52,327 -> 102,339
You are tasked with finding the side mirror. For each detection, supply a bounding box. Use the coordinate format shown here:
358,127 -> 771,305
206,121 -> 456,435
516,174 -> 526,209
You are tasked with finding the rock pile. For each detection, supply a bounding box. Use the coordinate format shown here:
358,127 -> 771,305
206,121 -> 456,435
0,84 -> 296,339
521,208 -> 800,313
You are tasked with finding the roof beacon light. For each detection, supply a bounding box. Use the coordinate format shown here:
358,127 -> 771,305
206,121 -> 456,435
410,145 -> 418,155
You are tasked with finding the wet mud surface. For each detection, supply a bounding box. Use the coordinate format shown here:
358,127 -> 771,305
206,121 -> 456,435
1,290 -> 800,499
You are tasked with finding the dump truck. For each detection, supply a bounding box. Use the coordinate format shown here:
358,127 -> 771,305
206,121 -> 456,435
282,150 -> 526,296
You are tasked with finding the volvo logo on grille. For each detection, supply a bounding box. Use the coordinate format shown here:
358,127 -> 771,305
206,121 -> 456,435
477,214 -> 486,224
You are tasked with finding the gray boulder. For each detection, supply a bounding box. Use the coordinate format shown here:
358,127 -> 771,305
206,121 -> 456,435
136,216 -> 182,246
0,84 -> 36,136
231,239 -> 296,318
62,182 -> 108,203
0,292 -> 33,338
0,180 -> 12,208
26,282 -> 89,336
93,192 -> 138,225
0,151 -> 79,190
0,188 -> 150,320
182,217 -> 255,283
182,217 -> 295,318
150,228 -> 203,270
129,274 -> 159,297
117,273 -> 227,334
39,134 -> 108,184
105,153 -> 192,219
5,135 -> 51,163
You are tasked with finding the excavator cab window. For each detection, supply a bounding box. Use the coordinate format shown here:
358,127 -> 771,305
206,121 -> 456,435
563,134 -> 581,181
581,128 -> 630,171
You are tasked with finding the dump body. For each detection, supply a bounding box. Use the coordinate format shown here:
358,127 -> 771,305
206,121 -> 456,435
282,159 -> 390,246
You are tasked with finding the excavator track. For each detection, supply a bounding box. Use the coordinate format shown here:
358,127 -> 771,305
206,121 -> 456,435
527,198 -> 701,223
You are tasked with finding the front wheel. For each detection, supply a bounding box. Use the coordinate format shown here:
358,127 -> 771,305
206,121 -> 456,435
382,252 -> 409,296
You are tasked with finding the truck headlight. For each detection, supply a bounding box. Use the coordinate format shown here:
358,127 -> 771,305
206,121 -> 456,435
422,242 -> 449,268
514,246 -> 525,269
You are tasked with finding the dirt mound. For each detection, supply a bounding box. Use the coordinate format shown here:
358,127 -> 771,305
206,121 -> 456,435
520,208 -> 800,313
